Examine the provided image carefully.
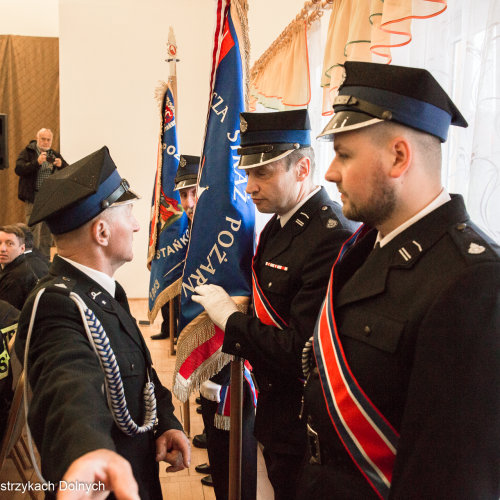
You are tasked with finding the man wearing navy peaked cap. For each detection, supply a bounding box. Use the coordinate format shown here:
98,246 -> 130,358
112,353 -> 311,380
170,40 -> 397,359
191,109 -> 358,500
299,62 -> 500,499
15,147 -> 191,499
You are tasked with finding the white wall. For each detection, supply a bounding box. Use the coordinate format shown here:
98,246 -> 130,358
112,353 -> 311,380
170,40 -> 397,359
0,0 -> 59,36
1,0 -> 314,298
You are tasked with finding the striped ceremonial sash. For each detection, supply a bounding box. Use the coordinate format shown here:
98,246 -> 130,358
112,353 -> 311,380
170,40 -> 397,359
313,226 -> 399,500
251,237 -> 289,329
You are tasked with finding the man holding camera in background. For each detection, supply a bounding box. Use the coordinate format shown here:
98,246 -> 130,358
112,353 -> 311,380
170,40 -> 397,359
15,128 -> 68,258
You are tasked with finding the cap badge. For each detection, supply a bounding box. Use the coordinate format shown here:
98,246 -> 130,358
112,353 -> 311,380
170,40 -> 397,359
468,242 -> 485,255
240,117 -> 248,133
179,157 -> 187,168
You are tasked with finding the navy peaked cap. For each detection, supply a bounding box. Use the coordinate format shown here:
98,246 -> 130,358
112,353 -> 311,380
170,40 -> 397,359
174,155 -> 200,190
29,146 -> 138,234
318,61 -> 467,142
238,109 -> 311,169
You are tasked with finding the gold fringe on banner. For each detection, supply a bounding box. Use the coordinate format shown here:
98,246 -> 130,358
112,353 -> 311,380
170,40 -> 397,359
172,299 -> 249,402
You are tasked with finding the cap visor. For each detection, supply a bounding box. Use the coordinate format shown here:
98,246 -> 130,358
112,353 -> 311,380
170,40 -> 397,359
317,111 -> 382,141
113,189 -> 140,206
237,149 -> 295,169
174,179 -> 197,191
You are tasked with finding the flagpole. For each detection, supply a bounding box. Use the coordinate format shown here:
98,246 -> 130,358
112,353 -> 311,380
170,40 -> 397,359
229,357 -> 243,500
165,27 -> 191,437
229,2 -> 250,498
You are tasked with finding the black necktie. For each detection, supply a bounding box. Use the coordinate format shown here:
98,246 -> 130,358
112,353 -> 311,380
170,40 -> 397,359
114,281 -> 130,313
267,218 -> 282,242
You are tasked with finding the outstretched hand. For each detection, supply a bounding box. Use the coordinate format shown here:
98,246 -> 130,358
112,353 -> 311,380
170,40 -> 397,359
57,449 -> 139,500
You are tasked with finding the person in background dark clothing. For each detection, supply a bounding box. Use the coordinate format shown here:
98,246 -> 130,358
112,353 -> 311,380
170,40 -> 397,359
0,225 -> 38,310
15,223 -> 49,279
15,128 -> 68,258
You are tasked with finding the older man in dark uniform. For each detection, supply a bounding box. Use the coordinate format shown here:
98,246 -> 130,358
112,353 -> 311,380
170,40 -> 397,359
192,109 -> 357,500
15,147 -> 190,499
298,62 -> 500,500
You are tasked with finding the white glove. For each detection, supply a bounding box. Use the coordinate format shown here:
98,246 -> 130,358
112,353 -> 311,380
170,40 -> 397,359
191,284 -> 238,331
200,379 -> 222,402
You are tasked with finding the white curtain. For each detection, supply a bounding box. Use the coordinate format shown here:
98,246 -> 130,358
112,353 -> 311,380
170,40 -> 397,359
255,1 -> 500,241
389,0 -> 500,241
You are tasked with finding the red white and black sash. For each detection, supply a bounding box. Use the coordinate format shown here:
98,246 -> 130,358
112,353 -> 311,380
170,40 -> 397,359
313,225 -> 399,499
251,236 -> 288,329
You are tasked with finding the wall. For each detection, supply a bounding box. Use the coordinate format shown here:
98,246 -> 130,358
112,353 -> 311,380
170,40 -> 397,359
0,0 -> 59,36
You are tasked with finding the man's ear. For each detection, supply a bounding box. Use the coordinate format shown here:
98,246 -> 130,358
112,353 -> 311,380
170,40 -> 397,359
92,218 -> 111,247
388,136 -> 412,179
295,156 -> 311,181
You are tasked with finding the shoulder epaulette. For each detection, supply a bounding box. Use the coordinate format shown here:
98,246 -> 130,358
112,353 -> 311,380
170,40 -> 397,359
318,203 -> 340,229
448,221 -> 500,264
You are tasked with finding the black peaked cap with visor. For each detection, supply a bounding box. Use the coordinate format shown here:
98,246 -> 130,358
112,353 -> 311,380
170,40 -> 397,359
29,146 -> 139,235
318,61 -> 467,142
237,109 -> 311,169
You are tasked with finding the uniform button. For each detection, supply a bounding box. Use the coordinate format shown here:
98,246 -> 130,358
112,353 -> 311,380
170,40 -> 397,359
456,223 -> 467,231
268,282 -> 272,288
268,383 -> 272,389
321,205 -> 328,211
363,326 -> 371,336
131,363 -> 135,370
235,342 -> 241,351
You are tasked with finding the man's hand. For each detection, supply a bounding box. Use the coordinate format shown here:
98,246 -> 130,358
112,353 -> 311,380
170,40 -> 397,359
191,284 -> 238,331
54,157 -> 63,167
37,152 -> 47,165
155,429 -> 191,472
57,449 -> 139,500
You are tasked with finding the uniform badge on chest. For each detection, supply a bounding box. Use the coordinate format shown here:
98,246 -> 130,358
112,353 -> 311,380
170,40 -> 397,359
265,261 -> 288,271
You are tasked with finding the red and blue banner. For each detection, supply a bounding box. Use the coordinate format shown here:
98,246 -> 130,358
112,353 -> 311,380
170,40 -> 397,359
173,0 -> 254,402
147,83 -> 189,321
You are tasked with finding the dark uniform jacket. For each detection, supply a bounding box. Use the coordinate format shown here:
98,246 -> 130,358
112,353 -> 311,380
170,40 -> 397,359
300,195 -> 500,500
0,254 -> 39,310
24,249 -> 49,280
15,140 -> 68,203
223,187 -> 357,455
15,256 -> 183,500
0,300 -> 19,437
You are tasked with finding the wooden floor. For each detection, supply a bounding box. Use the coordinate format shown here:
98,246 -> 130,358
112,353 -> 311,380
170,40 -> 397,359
0,299 -> 274,500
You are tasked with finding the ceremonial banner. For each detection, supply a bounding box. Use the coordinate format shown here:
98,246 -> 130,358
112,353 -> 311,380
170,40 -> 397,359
147,83 -> 189,321
173,0 -> 254,401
